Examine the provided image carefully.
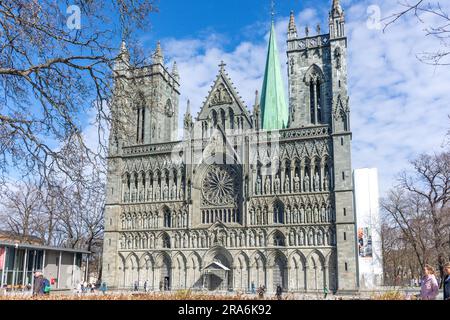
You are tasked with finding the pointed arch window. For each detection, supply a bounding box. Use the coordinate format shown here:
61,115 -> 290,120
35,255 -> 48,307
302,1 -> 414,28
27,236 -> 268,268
229,108 -> 235,130
164,208 -> 171,228
309,79 -> 323,124
136,99 -> 145,143
273,232 -> 285,246
305,65 -> 325,125
273,201 -> 284,224
212,110 -> 218,127
220,109 -> 226,128
162,234 -> 171,248
316,79 -> 322,123
309,80 -> 315,124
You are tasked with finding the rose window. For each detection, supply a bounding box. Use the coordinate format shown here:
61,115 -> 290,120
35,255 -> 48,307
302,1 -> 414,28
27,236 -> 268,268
202,165 -> 238,206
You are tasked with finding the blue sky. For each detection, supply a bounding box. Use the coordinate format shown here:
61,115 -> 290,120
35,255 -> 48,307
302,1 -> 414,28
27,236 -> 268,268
85,0 -> 450,196
144,0 -> 327,47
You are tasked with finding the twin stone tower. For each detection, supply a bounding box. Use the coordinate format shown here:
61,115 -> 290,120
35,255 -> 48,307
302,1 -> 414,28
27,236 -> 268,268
102,0 -> 358,294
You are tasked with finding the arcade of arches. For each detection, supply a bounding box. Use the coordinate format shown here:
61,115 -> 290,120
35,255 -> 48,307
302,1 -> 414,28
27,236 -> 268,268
118,247 -> 337,292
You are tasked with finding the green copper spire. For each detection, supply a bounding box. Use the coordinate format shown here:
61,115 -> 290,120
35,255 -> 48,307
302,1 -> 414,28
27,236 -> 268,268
260,22 -> 289,130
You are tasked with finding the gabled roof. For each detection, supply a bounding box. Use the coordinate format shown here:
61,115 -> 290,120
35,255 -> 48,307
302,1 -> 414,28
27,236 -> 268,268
204,260 -> 230,271
197,63 -> 252,126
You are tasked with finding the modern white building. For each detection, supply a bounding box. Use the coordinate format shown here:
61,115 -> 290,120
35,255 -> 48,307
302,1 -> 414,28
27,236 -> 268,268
353,168 -> 383,289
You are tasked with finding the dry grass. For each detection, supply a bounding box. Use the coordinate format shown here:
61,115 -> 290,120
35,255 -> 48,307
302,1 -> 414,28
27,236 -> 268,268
0,291 -> 269,301
370,291 -> 413,300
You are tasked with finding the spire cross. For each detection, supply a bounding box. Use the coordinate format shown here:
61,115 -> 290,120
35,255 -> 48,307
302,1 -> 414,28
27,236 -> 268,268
219,61 -> 226,72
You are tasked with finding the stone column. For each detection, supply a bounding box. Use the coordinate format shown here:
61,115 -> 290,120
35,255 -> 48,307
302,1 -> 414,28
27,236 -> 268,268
290,160 -> 295,193
320,160 -> 325,192
177,170 -> 182,200
168,170 -> 174,200
304,264 -> 309,291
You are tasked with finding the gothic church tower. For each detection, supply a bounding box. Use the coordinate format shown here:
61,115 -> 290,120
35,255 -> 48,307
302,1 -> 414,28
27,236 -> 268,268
286,0 -> 358,291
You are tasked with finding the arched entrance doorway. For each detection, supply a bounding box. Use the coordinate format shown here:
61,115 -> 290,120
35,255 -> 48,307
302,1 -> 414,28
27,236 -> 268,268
272,253 -> 288,291
202,249 -> 233,291
160,256 -> 171,291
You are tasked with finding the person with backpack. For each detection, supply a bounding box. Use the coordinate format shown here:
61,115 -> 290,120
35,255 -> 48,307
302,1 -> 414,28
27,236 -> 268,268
420,264 -> 439,300
443,262 -> 450,301
33,272 -> 44,296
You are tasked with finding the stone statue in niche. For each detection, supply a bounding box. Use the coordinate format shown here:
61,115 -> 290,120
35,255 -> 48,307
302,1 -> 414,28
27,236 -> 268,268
155,185 -> 160,201
170,184 -> 176,199
284,177 -> 290,193
323,173 -> 329,191
274,175 -> 281,193
256,175 -> 262,194
163,184 -> 169,200
304,174 -> 310,192
294,173 -> 300,192
314,172 -> 320,191
264,176 -> 271,194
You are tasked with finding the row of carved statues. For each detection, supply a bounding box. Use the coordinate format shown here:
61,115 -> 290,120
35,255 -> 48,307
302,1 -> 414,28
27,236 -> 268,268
255,171 -> 330,195
249,203 -> 333,225
120,204 -> 333,231
123,181 -> 185,203
121,209 -> 188,230
118,226 -> 335,250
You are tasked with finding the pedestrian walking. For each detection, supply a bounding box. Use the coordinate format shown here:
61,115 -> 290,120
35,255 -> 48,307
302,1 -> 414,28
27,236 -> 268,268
323,286 -> 329,299
100,282 -> 107,295
251,281 -> 255,294
76,282 -> 82,295
134,281 -> 139,291
257,285 -> 266,299
32,271 -> 45,296
275,285 -> 282,300
443,262 -> 450,301
144,280 -> 148,293
420,264 -> 439,300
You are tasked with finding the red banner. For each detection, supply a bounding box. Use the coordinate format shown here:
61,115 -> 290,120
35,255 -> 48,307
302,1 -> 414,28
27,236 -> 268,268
0,247 -> 5,270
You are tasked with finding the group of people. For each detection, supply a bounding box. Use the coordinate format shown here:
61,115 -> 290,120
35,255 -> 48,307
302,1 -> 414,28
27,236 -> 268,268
133,280 -> 151,292
418,263 -> 450,300
31,262 -> 450,300
76,281 -> 95,294
76,281 -> 108,295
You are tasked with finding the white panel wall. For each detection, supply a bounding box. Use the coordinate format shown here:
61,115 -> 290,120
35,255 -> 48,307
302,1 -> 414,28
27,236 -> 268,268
353,168 -> 383,288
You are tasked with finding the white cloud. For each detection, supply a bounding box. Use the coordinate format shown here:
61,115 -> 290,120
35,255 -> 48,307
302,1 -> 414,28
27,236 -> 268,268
159,0 -> 450,196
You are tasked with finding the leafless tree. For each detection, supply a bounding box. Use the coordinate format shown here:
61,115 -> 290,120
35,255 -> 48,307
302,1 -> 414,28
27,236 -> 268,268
0,0 -> 158,279
0,0 -> 157,188
381,149 -> 450,284
0,180 -> 44,242
383,1 -> 450,65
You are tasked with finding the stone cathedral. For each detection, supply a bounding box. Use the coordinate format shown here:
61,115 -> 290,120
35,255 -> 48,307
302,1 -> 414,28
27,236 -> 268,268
102,0 -> 359,293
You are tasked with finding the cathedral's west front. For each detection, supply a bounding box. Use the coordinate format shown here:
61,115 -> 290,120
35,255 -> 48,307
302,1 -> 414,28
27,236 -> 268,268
102,0 -> 359,293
